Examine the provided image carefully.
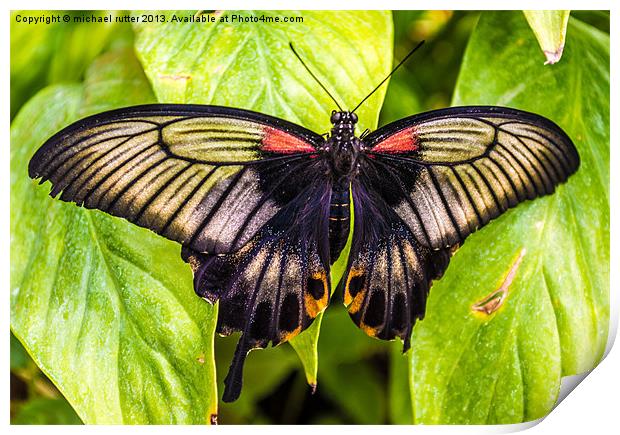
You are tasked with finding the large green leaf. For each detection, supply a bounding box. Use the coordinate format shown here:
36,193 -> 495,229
133,10 -> 392,133
10,11 -> 123,119
132,10 -> 393,388
409,12 -> 609,424
11,49 -> 218,424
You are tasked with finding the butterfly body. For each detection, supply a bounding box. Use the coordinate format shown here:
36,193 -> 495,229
324,110 -> 363,179
29,103 -> 579,403
328,178 -> 351,261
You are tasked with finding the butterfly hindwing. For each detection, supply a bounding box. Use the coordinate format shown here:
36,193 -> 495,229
28,104 -> 323,255
362,106 -> 580,250
182,178 -> 333,402
341,181 -> 451,349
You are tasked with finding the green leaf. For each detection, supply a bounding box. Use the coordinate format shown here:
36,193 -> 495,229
10,11 -> 122,118
287,312 -> 323,387
410,11 -> 609,424
12,398 -> 83,425
133,10 -> 392,135
133,10 -> 394,388
11,48 -> 218,424
523,10 -> 571,64
388,342 -> 412,424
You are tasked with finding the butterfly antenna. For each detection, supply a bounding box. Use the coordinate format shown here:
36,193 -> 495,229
351,40 -> 425,114
289,42 -> 343,111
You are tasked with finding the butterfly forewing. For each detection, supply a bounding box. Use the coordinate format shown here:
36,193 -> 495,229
29,105 -> 324,254
362,106 -> 579,249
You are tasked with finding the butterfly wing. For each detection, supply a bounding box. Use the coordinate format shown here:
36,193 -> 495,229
362,106 -> 580,249
29,104 -> 333,402
183,177 -> 333,402
29,104 -> 324,254
343,181 -> 452,350
342,106 -> 579,347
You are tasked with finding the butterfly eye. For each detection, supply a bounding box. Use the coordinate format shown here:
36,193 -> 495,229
330,111 -> 341,124
350,113 -> 358,123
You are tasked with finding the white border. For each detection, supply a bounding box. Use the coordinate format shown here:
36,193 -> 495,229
4,0 -> 617,432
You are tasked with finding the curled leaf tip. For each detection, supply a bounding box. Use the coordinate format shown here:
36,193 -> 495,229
523,10 -> 570,65
544,46 -> 565,65
310,383 -> 317,395
209,414 -> 218,425
472,248 -> 526,315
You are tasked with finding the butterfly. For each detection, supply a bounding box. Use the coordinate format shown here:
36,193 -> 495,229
28,102 -> 580,401
27,43 -> 580,403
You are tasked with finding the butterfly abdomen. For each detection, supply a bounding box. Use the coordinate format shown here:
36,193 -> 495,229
328,179 -> 351,262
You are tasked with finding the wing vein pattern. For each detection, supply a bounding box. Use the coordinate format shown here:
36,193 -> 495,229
29,105 -> 324,255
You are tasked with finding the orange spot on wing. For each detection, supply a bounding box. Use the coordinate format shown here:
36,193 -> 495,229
304,271 -> 330,318
261,126 -> 316,154
347,289 -> 366,315
372,127 -> 419,153
344,267 -> 364,306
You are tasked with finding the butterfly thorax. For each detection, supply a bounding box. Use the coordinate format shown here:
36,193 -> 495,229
327,111 -> 361,179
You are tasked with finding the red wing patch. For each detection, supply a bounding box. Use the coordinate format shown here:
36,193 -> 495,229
371,127 -> 419,153
261,126 -> 317,154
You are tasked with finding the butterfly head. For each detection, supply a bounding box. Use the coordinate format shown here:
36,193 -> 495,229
329,110 -> 358,140
328,111 -> 361,178
330,110 -> 358,126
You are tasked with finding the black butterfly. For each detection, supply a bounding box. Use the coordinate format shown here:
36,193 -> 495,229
28,46 -> 579,403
